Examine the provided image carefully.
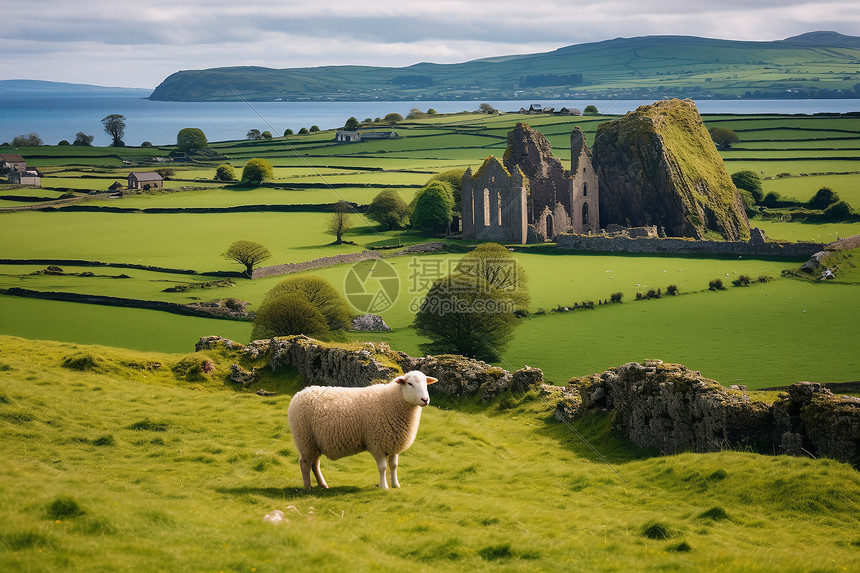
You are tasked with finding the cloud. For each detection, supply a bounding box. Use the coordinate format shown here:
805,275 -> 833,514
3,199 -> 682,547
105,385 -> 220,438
1,0 -> 857,87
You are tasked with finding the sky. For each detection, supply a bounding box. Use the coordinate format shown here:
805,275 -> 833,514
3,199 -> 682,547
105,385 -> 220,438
2,0 -> 858,90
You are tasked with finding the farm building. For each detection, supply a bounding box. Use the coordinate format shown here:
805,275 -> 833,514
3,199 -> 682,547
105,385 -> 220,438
128,172 -> 164,190
8,167 -> 41,186
0,153 -> 27,172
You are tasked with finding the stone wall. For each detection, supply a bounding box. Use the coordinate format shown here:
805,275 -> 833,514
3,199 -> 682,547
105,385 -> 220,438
556,233 -> 826,258
195,335 -> 545,400
558,361 -> 860,467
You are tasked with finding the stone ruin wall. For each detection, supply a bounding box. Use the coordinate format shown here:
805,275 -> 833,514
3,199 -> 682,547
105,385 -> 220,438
197,335 -> 860,467
556,232 -> 827,258
557,361 -> 860,467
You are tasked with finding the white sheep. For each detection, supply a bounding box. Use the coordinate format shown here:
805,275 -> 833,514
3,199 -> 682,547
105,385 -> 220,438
287,371 -> 437,491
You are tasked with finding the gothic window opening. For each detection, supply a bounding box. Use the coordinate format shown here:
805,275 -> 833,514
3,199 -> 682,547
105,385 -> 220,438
483,188 -> 490,227
582,202 -> 589,226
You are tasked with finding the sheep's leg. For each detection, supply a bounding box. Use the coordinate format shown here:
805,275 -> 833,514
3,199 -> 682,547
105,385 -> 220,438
374,453 -> 389,490
312,458 -> 328,489
388,453 -> 400,488
298,456 -> 313,491
299,455 -> 328,490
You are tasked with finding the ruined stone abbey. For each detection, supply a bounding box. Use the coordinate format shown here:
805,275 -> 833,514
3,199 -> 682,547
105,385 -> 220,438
462,123 -> 599,243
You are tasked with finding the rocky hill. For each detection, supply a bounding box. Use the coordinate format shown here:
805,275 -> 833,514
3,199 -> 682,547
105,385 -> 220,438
592,99 -> 750,240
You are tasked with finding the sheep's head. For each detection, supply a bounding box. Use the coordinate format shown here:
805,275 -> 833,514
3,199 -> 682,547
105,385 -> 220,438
395,371 -> 437,407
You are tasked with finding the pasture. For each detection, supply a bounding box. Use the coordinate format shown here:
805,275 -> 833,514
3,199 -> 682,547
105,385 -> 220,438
1,110 -> 859,390
0,336 -> 858,572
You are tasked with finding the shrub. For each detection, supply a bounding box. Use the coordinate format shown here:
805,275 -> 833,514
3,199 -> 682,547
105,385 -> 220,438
214,164 -> 236,182
61,352 -> 102,371
384,112 -> 403,124
806,187 -> 839,210
141,141 -> 153,148
731,275 -> 752,287
411,180 -> 454,235
261,130 -> 273,139
666,284 -> 679,295
252,276 -> 353,340
298,127 -> 309,135
583,105 -> 599,115
757,275 -> 772,283
283,128 -> 293,136
762,191 -> 781,207
646,288 -> 661,299
610,292 -> 623,303
641,521 -> 673,540
709,278 -> 725,291
820,200 -> 854,221
241,158 -> 274,184
309,125 -> 319,132
58,139 -> 70,146
731,170 -> 763,202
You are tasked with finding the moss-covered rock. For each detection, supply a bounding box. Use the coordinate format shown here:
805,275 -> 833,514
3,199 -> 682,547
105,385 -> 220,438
593,99 -> 750,240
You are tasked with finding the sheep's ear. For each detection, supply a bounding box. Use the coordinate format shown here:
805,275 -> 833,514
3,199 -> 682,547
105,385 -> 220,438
426,376 -> 438,385
394,375 -> 408,385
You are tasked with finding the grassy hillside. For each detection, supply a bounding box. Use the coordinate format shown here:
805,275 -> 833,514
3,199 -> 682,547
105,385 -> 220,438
148,33 -> 860,101
1,336 -> 859,572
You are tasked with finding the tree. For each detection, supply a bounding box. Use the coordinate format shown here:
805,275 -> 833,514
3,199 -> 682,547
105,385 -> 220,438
101,114 -> 126,147
241,158 -> 274,184
222,240 -> 271,277
478,103 -> 497,114
413,274 -> 519,361
252,275 -> 353,339
214,164 -> 236,181
309,125 -> 320,132
344,117 -> 360,130
176,127 -> 208,151
583,105 -> 599,116
11,133 -> 43,146
709,126 -> 739,149
807,187 -> 839,210
428,167 -> 467,215
283,128 -> 294,137
251,292 -> 330,340
384,113 -> 403,125
261,131 -> 273,140
327,200 -> 354,244
58,139 -> 70,146
411,181 -> 454,235
155,168 -> 176,179
141,141 -> 153,148
820,200 -> 854,221
73,132 -> 94,146
366,189 -> 410,229
455,242 -> 530,312
731,170 -> 763,202
246,129 -> 262,140
298,127 -> 309,135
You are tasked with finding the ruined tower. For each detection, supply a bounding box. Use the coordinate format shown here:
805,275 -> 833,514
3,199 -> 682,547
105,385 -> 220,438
461,156 -> 528,244
569,126 -> 600,234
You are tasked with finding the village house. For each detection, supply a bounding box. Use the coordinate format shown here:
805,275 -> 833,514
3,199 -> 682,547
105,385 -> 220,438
8,168 -> 41,186
127,172 -> 164,190
0,153 -> 27,173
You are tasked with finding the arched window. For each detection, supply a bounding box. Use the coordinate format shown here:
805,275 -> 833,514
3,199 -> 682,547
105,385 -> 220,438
497,192 -> 503,226
583,182 -> 588,197
483,188 -> 490,227
582,202 -> 589,226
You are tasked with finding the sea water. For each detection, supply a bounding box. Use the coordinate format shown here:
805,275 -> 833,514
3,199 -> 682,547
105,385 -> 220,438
1,90 -> 858,147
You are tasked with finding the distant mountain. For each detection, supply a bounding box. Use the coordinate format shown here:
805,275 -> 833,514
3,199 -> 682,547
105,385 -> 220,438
0,80 -> 150,96
149,32 -> 860,102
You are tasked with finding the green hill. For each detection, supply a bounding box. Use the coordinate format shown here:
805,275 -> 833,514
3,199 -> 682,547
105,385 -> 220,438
148,31 -> 860,102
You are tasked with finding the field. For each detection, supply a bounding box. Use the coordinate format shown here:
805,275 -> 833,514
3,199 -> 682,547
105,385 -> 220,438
2,110 -> 859,389
1,107 -> 860,571
1,336 -> 859,572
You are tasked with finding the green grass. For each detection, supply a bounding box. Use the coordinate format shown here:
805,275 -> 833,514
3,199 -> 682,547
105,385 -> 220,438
0,336 -> 858,572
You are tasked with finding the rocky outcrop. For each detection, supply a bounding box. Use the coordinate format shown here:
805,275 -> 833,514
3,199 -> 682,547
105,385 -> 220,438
559,361 -> 860,466
195,335 -> 545,400
351,314 -> 391,331
592,99 -> 750,241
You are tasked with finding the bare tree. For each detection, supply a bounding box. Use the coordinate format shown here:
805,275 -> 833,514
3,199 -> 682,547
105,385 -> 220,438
327,200 -> 354,245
